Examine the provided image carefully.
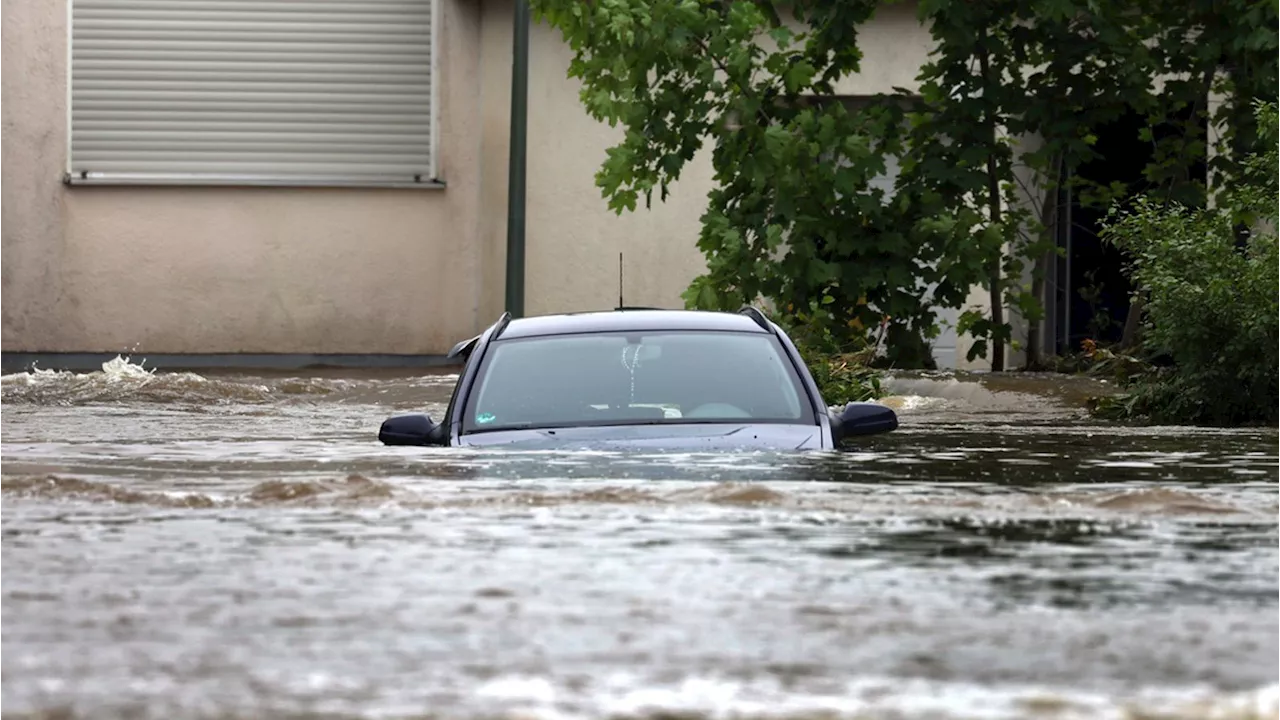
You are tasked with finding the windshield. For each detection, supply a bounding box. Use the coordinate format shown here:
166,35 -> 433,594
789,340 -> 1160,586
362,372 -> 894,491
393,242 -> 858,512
462,330 -> 814,433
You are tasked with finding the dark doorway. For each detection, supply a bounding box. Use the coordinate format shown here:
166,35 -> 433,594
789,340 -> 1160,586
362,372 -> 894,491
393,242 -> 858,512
1052,105 -> 1208,355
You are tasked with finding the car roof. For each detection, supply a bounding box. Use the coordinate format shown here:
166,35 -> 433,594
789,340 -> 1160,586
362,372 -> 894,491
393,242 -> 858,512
496,309 -> 769,340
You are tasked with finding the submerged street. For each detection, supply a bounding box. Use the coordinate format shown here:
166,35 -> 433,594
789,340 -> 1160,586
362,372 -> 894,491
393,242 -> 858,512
1,359 -> 1276,719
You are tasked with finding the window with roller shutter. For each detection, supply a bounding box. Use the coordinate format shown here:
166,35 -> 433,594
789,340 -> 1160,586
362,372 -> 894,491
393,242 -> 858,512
67,0 -> 440,187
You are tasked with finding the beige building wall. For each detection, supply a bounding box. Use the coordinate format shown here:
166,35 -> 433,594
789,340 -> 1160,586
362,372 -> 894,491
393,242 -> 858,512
476,0 -> 716,323
2,0 -> 488,356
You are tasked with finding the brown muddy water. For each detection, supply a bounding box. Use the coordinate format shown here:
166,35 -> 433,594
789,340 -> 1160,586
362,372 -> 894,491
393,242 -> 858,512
2,357 -> 1277,720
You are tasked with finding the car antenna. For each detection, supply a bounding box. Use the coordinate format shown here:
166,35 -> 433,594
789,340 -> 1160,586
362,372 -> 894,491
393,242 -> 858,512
618,251 -> 624,309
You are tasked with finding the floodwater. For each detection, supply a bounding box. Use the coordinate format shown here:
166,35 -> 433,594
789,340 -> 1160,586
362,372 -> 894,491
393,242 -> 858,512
2,358 -> 1277,720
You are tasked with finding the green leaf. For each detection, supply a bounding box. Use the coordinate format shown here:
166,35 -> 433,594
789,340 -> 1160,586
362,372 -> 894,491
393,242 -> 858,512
782,60 -> 817,94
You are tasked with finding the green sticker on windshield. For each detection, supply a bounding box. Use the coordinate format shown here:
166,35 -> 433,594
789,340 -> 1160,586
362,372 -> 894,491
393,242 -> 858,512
476,412 -> 496,425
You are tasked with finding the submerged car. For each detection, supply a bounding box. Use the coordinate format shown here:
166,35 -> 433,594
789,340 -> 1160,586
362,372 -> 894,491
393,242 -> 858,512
378,307 -> 897,450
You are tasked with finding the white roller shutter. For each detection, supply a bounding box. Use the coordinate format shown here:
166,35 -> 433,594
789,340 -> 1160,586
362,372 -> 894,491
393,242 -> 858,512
68,0 -> 439,187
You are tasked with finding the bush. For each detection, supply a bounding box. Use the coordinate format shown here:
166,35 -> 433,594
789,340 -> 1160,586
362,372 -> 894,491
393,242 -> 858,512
759,297 -> 886,406
1096,102 -> 1278,426
800,346 -> 885,406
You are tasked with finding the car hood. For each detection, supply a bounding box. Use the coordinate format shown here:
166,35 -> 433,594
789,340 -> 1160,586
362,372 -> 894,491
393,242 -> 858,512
456,423 -> 823,450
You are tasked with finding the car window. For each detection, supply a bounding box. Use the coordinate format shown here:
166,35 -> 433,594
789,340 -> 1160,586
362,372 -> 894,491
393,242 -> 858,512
463,330 -> 813,432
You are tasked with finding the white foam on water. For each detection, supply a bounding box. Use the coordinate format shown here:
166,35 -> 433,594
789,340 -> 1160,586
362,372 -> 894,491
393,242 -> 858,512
2,355 -> 153,385
878,394 -> 950,413
1,355 -> 272,404
469,674 -> 1280,720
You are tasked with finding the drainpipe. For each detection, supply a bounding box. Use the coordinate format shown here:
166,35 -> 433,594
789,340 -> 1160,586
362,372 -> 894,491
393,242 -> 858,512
504,0 -> 530,318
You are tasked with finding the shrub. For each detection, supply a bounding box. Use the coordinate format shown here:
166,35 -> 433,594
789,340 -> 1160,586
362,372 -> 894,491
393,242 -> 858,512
759,296 -> 886,406
1096,102 -> 1278,426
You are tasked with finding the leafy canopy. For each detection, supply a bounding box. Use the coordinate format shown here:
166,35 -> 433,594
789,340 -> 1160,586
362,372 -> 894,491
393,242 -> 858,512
532,0 -> 1278,369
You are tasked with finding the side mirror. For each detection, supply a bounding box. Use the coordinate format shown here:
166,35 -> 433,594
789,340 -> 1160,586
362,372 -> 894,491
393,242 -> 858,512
379,413 -> 444,446
831,401 -> 898,443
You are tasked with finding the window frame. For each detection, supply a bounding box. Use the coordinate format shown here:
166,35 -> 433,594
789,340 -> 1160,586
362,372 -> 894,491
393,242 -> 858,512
64,0 -> 444,189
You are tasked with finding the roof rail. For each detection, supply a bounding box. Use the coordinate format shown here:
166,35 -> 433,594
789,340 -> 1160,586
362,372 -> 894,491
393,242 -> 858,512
738,305 -> 771,331
490,311 -> 514,341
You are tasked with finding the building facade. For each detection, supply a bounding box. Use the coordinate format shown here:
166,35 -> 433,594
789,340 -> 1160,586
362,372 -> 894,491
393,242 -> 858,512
2,0 -> 989,370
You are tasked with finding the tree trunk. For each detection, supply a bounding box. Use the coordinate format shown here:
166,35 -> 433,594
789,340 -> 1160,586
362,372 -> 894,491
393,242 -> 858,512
985,195 -> 1005,372
977,33 -> 1004,372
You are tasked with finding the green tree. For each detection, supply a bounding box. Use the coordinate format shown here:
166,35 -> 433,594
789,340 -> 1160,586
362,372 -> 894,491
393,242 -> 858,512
532,0 -> 1278,369
533,0 -> 977,366
897,1 -> 1153,368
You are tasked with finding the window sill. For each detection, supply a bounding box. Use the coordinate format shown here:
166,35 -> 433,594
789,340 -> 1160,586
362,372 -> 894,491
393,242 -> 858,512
63,173 -> 447,190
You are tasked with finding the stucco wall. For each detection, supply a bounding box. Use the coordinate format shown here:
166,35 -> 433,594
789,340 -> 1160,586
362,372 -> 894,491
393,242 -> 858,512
475,0 -> 716,322
2,0 -> 486,355
476,0 -> 518,327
